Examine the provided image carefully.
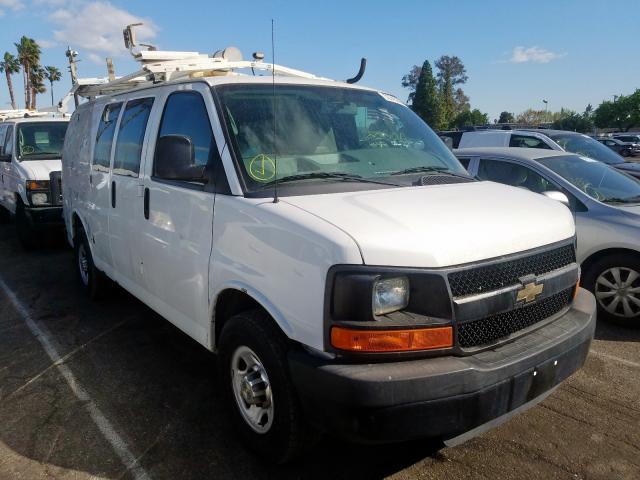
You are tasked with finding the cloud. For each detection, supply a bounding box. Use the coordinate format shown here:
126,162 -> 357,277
509,46 -> 566,64
48,1 -> 158,58
0,0 -> 24,11
36,38 -> 58,48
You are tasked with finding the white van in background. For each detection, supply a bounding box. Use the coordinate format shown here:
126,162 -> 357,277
0,115 -> 69,249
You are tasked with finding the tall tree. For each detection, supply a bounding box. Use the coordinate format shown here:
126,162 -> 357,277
498,111 -> 515,123
434,56 -> 468,128
552,111 -> 593,133
411,60 -> 442,129
594,91 -> 640,131
401,64 -> 422,104
0,52 -> 20,110
30,66 -> 46,110
15,37 -> 40,109
44,66 -> 61,106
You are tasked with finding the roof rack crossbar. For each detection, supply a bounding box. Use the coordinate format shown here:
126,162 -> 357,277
74,55 -> 328,99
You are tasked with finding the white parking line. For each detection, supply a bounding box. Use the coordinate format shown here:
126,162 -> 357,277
590,349 -> 640,369
0,276 -> 153,480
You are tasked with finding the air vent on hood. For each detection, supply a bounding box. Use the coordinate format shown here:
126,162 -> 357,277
414,175 -> 474,186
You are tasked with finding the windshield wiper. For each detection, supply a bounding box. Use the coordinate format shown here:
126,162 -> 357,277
603,195 -> 640,204
260,172 -> 400,188
390,166 -> 473,179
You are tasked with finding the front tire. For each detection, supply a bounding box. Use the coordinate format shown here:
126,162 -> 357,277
219,310 -> 315,463
583,253 -> 640,328
74,228 -> 105,300
16,201 -> 36,250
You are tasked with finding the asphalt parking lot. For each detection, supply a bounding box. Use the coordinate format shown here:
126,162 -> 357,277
0,225 -> 639,480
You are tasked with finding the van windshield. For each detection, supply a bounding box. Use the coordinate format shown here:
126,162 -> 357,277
215,84 -> 465,193
17,122 -> 68,161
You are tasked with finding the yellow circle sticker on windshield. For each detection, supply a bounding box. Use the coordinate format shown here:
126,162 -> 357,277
248,154 -> 276,182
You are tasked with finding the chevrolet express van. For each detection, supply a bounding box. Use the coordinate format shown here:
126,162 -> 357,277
62,53 -> 596,462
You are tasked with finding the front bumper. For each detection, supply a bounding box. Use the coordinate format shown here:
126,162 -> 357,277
289,287 -> 596,444
24,206 -> 64,228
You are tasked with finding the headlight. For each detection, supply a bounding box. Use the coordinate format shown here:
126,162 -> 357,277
372,276 -> 409,316
30,192 -> 49,205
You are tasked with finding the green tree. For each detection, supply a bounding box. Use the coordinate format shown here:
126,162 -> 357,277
552,111 -> 594,133
29,66 -> 46,110
15,36 -> 40,109
594,91 -> 640,131
401,64 -> 422,104
452,109 -> 489,129
0,52 -> 20,110
44,66 -> 62,106
434,56 -> 468,128
412,60 -> 442,129
498,111 -> 515,123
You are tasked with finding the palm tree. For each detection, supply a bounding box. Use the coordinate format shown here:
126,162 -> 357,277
15,37 -> 40,109
0,52 -> 20,109
44,66 -> 61,106
29,66 -> 46,110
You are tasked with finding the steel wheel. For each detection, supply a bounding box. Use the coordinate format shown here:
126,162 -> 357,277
78,242 -> 90,287
230,345 -> 274,434
595,267 -> 640,319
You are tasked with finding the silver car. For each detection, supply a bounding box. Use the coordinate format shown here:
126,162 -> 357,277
455,147 -> 640,327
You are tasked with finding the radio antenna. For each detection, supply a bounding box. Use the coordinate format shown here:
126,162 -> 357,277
271,19 -> 279,203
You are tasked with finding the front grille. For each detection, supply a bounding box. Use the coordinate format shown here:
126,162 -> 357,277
448,244 -> 575,298
458,288 -> 572,348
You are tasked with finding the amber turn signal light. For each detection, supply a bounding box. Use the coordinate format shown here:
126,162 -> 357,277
27,180 -> 49,191
331,326 -> 453,353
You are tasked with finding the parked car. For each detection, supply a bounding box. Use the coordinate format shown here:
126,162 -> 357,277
455,146 -> 640,327
457,129 -> 640,179
612,134 -> 640,156
0,115 -> 69,249
596,137 -> 638,157
62,49 -> 595,463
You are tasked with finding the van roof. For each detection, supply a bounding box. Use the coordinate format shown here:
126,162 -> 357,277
0,116 -> 69,124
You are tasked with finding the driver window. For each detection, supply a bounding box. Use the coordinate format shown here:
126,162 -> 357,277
477,158 -> 554,194
4,126 -> 13,156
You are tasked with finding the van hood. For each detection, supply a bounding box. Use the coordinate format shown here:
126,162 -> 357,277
16,159 -> 61,181
283,181 -> 575,268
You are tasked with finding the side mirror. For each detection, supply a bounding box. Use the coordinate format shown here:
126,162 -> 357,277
0,153 -> 10,163
543,190 -> 570,207
154,135 -> 207,183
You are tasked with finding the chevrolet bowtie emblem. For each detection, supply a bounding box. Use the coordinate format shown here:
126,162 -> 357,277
516,282 -> 544,303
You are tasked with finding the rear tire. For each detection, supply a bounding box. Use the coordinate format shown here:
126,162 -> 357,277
16,200 -> 36,250
583,253 -> 640,328
0,205 -> 10,225
74,227 -> 105,300
219,309 -> 316,463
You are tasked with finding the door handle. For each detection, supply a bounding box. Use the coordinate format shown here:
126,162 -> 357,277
143,187 -> 150,220
111,181 -> 116,208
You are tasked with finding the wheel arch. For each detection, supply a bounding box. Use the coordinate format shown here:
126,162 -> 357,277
581,247 -> 640,280
211,286 -> 293,352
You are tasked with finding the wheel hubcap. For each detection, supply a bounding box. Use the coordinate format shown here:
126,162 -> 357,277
595,267 -> 640,319
78,244 -> 89,286
230,346 -> 273,433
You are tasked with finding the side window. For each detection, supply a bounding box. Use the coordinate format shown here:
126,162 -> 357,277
0,125 -> 7,154
94,102 -> 123,169
4,126 -> 13,156
477,158 -> 554,194
113,98 -> 154,176
154,91 -> 218,179
457,157 -> 471,170
509,134 -> 552,149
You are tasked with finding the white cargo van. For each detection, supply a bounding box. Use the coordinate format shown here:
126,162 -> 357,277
62,46 -> 596,462
0,114 -> 69,248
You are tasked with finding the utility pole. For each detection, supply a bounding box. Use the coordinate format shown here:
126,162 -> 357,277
65,47 -> 80,108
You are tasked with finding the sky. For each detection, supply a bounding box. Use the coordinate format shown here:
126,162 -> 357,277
0,0 -> 638,120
